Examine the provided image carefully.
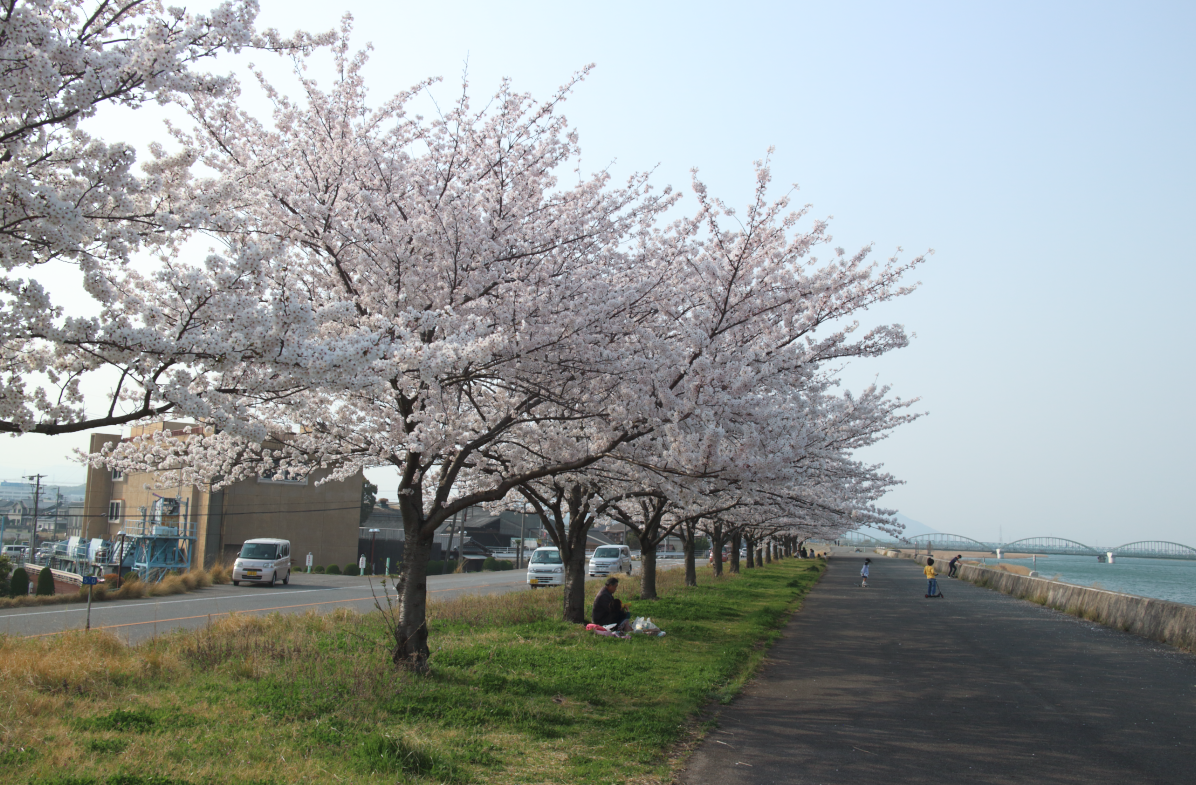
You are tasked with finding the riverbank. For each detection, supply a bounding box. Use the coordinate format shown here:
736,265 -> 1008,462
0,560 -> 823,785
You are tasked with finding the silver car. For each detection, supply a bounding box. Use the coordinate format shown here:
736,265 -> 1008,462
588,545 -> 633,577
232,538 -> 292,586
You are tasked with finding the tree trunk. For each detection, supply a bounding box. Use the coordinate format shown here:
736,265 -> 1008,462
640,548 -> 658,600
745,535 -> 755,568
393,517 -> 434,671
710,522 -> 725,578
729,532 -> 741,574
562,543 -> 588,623
683,524 -> 697,587
756,547 -> 764,565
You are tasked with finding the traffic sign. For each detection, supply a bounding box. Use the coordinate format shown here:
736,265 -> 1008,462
81,576 -> 99,585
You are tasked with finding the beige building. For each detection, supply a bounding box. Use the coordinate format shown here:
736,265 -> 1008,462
83,422 -> 364,569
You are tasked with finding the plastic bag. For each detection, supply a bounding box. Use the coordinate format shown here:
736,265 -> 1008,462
632,617 -> 663,635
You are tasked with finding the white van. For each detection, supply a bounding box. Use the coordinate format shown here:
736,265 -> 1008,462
526,546 -> 564,588
232,538 -> 292,586
588,545 -> 633,577
2,544 -> 29,561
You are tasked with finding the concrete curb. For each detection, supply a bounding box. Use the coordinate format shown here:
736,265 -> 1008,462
901,552 -> 1196,653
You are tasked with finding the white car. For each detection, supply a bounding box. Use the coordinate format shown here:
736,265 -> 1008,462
588,545 -> 633,577
232,538 -> 292,586
526,546 -> 564,588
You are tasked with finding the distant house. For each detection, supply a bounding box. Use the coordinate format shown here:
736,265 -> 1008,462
84,421 -> 364,569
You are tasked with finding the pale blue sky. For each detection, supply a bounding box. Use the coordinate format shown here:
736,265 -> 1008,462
6,1 -> 1193,546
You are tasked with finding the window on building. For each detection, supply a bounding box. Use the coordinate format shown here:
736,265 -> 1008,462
112,469 -> 124,481
108,500 -> 123,521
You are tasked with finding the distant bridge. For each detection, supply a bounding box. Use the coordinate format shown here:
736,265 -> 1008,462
839,531 -> 1196,560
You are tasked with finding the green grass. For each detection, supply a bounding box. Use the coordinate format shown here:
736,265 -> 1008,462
0,559 -> 823,785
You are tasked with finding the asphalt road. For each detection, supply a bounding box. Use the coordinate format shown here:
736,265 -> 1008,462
0,570 -> 530,643
681,555 -> 1196,785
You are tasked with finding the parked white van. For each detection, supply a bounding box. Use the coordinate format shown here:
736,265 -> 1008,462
588,545 -> 633,577
526,546 -> 564,588
232,538 -> 291,586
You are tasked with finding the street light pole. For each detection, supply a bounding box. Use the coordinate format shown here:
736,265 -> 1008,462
26,474 -> 44,561
518,509 -> 526,569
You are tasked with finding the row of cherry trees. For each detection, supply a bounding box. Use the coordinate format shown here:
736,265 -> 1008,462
4,2 -> 924,670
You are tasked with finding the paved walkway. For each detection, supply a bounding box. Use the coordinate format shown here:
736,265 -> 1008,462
681,556 -> 1196,785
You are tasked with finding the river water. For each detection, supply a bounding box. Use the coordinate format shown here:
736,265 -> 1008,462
974,554 -> 1196,606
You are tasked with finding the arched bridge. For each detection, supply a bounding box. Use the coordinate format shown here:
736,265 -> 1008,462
1004,537 -> 1102,555
843,531 -> 1196,560
906,533 -> 993,551
1110,541 -> 1196,560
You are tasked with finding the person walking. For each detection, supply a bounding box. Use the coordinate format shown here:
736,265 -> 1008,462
924,557 -> 942,598
860,558 -> 871,588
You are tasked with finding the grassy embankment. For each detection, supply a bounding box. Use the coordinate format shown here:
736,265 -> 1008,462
0,559 -> 824,785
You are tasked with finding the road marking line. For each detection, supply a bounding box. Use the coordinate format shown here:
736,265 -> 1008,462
18,580 -> 519,638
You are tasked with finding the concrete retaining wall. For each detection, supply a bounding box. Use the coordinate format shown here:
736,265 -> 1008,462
899,552 -> 1196,652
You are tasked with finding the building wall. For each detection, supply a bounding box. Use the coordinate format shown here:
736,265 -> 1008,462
82,433 -> 119,540
219,469 -> 362,569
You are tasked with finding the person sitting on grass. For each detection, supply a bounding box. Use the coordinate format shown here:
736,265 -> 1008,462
592,577 -> 632,631
924,557 -> 941,598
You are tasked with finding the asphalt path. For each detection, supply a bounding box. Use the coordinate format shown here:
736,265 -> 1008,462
681,555 -> 1196,785
0,570 -> 530,643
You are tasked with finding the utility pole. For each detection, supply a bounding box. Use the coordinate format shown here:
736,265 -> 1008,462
518,509 -> 527,569
26,474 -> 44,561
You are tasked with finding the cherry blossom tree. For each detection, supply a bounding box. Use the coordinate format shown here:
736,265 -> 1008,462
0,0 -> 327,435
90,28 -> 682,669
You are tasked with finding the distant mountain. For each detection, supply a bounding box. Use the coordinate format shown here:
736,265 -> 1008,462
851,512 -> 938,540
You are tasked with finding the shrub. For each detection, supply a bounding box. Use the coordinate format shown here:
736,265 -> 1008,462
35,566 -> 55,596
325,564 -> 341,575
9,567 -> 29,597
313,565 -> 325,574
482,556 -> 497,571
343,564 -> 360,577
427,560 -> 459,575
499,559 -> 515,571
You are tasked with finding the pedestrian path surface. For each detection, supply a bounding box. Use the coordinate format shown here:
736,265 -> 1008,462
681,556 -> 1196,785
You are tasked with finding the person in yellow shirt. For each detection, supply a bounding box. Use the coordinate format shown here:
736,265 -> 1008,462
924,557 -> 942,598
